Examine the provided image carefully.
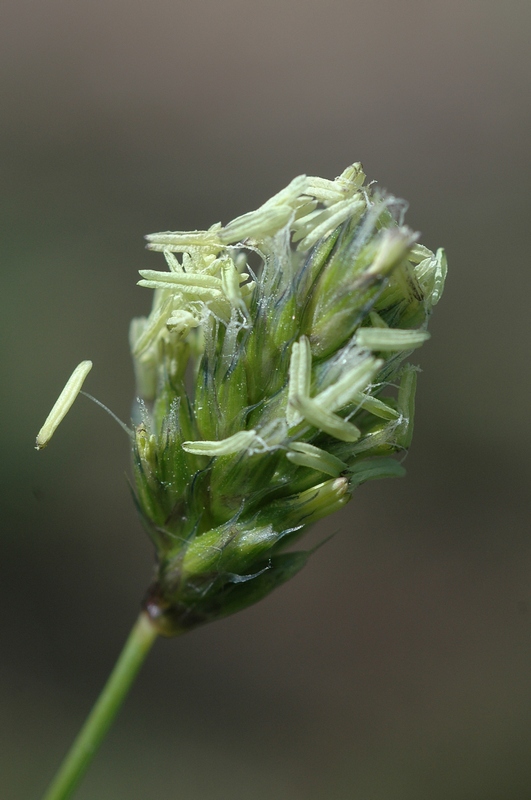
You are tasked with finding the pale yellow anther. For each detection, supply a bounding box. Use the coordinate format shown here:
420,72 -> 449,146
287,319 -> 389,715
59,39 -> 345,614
287,336 -> 312,427
287,442 -> 348,477
36,361 -> 93,450
313,357 -> 382,412
289,395 -> 361,442
356,328 -> 430,351
182,430 -> 260,456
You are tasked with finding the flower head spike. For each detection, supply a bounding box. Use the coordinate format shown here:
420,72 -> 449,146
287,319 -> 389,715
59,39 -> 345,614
35,165 -> 447,800
125,164 -> 447,635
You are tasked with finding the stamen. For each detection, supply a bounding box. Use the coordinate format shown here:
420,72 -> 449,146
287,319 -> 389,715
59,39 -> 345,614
289,395 -> 361,442
287,442 -> 348,477
356,328 -> 430,351
313,356 -> 381,412
35,361 -> 93,449
182,430 -> 259,456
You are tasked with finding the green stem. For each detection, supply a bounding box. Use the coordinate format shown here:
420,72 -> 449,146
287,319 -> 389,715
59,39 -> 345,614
42,612 -> 159,800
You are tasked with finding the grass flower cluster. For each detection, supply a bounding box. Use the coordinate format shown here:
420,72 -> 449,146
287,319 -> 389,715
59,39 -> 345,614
37,163 -> 445,800
130,163 -> 446,635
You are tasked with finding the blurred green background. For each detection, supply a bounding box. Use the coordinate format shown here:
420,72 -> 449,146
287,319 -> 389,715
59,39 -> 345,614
2,1 -> 531,798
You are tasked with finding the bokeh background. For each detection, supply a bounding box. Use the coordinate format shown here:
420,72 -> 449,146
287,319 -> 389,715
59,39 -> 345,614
2,1 -> 531,798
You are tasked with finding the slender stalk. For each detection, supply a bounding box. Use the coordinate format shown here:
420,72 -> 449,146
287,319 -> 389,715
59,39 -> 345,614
42,612 -> 159,800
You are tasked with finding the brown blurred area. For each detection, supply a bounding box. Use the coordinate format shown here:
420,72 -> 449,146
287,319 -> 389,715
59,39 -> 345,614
2,1 -> 531,798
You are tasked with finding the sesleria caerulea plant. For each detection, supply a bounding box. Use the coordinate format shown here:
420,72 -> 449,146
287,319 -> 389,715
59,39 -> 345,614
36,164 -> 446,800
